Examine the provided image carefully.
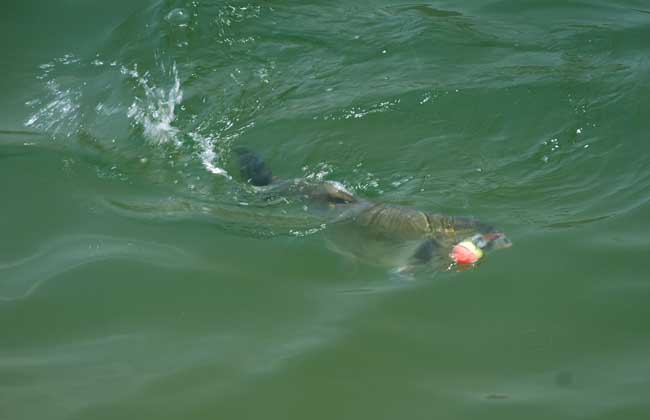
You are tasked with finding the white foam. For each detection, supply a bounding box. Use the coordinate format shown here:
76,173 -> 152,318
24,79 -> 82,136
188,131 -> 231,179
125,62 -> 183,146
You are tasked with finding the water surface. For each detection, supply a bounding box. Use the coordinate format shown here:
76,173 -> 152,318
2,1 -> 650,419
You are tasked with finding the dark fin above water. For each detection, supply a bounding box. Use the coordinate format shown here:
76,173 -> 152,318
235,148 -> 273,186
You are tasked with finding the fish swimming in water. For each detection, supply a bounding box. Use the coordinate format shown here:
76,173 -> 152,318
237,148 -> 511,274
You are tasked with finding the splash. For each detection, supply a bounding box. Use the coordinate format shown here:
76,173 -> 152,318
188,131 -> 231,178
25,54 -> 234,180
318,98 -> 401,121
302,162 -> 334,182
289,224 -> 327,237
215,4 -> 262,46
24,79 -> 82,137
125,62 -> 183,146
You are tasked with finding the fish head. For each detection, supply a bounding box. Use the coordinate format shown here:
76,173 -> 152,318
471,231 -> 512,251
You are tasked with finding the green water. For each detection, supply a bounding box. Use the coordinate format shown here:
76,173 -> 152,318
2,0 -> 650,418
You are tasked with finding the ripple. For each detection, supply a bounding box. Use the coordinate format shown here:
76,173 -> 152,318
0,234 -> 200,301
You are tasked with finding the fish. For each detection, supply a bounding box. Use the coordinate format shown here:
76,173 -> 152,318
237,148 -> 511,273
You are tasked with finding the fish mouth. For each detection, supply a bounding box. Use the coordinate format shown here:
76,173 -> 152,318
485,232 -> 512,249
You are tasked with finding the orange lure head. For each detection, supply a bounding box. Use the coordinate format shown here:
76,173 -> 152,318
450,232 -> 512,265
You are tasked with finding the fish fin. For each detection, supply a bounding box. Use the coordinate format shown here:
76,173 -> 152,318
390,239 -> 443,275
410,238 -> 440,264
235,148 -> 273,186
391,266 -> 417,280
322,181 -> 357,204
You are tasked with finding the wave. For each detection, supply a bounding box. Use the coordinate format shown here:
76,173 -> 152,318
0,234 -> 202,301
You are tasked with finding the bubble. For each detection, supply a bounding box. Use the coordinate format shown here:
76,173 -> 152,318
165,8 -> 190,26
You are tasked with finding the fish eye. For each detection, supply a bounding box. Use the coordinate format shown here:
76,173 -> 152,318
472,234 -> 487,248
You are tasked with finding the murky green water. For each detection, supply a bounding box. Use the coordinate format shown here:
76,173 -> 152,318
2,1 -> 650,419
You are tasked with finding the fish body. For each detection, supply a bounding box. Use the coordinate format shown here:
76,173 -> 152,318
236,149 -> 511,272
